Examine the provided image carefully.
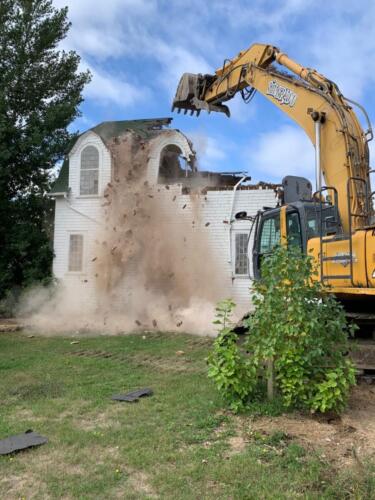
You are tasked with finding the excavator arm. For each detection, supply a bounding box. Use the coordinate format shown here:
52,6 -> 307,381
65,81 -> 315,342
172,43 -> 373,234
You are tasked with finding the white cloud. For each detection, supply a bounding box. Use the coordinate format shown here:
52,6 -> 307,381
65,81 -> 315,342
53,0 -> 212,103
53,0 -> 155,59
246,125 -> 315,183
151,41 -> 213,96
307,5 -> 375,100
216,0 -> 313,30
81,61 -> 148,108
187,132 -> 228,171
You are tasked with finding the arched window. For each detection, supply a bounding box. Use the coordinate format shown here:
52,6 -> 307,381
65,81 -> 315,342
158,144 -> 193,183
80,145 -> 99,195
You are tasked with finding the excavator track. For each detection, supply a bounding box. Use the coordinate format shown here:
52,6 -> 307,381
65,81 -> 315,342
345,311 -> 375,381
234,313 -> 375,383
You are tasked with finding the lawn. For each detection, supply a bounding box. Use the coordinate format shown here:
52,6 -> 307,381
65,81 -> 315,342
0,331 -> 373,499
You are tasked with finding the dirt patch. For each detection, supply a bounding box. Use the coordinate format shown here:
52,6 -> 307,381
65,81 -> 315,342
30,449 -> 85,476
213,415 -> 248,458
74,408 -> 124,432
131,352 -> 202,373
125,470 -> 158,499
87,444 -> 121,466
0,473 -> 50,499
226,435 -> 247,456
1,445 -> 124,498
66,346 -> 204,373
240,384 -> 375,467
10,407 -> 44,423
0,318 -> 22,332
68,349 -> 127,361
185,337 -> 213,347
8,380 -> 64,400
0,449 -> 84,499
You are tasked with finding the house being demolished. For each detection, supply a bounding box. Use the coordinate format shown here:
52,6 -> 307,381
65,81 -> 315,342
47,117 -> 277,333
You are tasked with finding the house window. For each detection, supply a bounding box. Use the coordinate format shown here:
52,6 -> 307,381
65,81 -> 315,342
68,234 -> 83,272
80,145 -> 99,195
235,233 -> 249,275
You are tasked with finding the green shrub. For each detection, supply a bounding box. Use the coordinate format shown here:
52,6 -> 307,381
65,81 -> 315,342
207,299 -> 257,412
207,246 -> 357,413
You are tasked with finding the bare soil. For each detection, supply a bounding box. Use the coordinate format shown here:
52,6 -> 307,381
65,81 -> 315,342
241,383 -> 375,467
0,318 -> 22,332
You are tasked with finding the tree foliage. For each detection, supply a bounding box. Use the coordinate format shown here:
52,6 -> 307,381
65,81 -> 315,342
207,246 -> 357,413
0,0 -> 90,305
207,299 -> 256,412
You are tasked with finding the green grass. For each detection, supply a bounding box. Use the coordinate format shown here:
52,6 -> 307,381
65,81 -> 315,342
0,331 -> 373,499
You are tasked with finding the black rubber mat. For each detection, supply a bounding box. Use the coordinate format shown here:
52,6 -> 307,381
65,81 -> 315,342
111,388 -> 153,402
0,430 -> 48,455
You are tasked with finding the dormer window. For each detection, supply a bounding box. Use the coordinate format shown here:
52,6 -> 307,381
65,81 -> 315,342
80,145 -> 99,195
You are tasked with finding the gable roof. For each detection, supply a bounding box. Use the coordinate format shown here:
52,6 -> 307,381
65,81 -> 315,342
50,118 -> 173,194
50,157 -> 69,194
90,117 -> 172,142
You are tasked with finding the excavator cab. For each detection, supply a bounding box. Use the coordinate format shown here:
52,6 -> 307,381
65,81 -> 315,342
235,176 -> 343,279
253,204 -> 304,279
252,200 -> 341,279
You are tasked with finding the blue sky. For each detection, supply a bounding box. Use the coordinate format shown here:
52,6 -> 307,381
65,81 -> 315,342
53,0 -> 375,185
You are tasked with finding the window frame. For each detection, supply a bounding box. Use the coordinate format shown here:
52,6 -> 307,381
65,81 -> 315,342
79,144 -> 100,197
253,212 -> 281,280
286,210 -> 303,250
67,232 -> 85,274
233,231 -> 249,277
258,214 -> 281,256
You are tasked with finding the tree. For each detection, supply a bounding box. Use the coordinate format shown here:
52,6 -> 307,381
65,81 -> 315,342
0,0 -> 90,307
207,246 -> 356,414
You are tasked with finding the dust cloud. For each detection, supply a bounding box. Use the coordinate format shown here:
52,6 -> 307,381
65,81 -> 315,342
22,131 -> 228,335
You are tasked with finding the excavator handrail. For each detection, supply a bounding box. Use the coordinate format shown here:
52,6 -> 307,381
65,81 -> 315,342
344,96 -> 373,142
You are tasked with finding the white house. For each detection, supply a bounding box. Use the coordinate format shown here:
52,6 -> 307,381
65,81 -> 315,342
49,118 -> 277,330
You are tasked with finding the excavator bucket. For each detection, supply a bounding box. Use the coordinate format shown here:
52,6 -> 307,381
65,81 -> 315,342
172,73 -> 230,117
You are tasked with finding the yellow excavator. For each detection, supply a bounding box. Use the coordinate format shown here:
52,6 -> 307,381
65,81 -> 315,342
172,43 -> 375,375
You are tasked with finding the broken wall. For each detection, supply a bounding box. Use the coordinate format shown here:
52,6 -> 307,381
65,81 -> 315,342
35,127 -> 277,334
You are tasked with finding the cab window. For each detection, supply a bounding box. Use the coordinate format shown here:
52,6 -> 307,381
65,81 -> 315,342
306,209 -> 319,239
286,211 -> 302,249
259,215 -> 280,254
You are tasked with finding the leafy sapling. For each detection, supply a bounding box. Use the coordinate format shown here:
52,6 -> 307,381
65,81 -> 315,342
207,299 -> 256,412
207,246 -> 356,414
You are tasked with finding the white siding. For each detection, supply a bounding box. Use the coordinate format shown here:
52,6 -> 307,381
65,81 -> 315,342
52,131 -> 111,311
52,197 -> 100,311
52,128 -> 278,321
69,131 -> 111,199
157,185 -> 277,310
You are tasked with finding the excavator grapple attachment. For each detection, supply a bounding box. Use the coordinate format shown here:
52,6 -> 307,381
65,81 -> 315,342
172,73 -> 230,117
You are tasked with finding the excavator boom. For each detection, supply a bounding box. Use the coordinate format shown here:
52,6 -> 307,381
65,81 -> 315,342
172,43 -> 373,234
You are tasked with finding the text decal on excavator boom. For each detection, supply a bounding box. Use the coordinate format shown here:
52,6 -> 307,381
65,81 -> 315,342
266,80 -> 297,107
